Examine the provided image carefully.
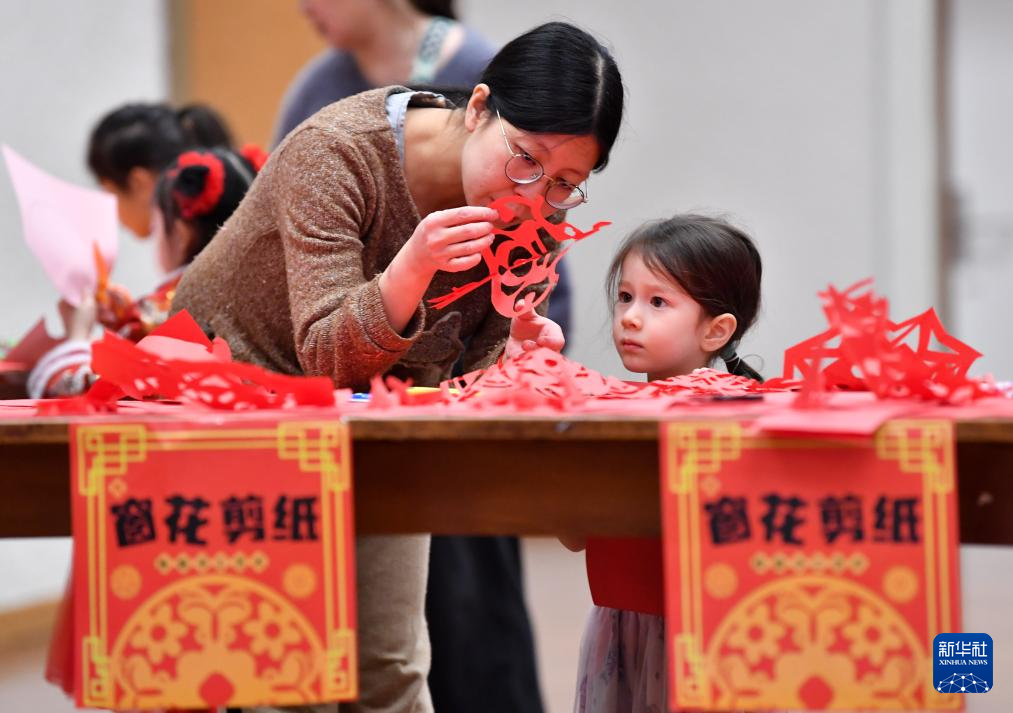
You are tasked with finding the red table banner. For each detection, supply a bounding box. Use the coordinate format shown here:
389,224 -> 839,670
70,419 -> 357,710
661,420 -> 961,711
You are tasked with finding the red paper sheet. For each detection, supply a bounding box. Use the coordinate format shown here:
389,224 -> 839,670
662,420 -> 962,711
1,317 -> 61,371
71,418 -> 357,709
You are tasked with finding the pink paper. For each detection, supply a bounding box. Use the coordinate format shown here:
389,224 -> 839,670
1,318 -> 62,370
2,145 -> 117,306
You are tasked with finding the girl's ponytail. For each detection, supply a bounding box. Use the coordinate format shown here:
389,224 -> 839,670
720,344 -> 764,383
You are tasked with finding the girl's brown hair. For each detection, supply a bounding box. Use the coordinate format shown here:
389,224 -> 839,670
607,214 -> 763,381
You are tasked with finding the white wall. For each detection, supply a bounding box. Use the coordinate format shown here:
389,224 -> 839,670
0,0 -> 168,611
460,0 -> 940,380
950,0 -> 1013,377
0,1 -> 168,342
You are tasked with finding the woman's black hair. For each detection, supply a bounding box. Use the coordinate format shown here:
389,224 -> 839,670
409,0 -> 456,19
87,102 -> 234,189
156,148 -> 258,265
481,21 -> 624,172
606,215 -> 765,381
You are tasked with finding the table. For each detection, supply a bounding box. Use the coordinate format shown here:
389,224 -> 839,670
2,415 -> 1012,544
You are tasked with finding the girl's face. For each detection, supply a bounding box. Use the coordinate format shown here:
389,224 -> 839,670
100,167 -> 158,238
460,85 -> 599,226
152,208 -> 194,274
611,251 -> 731,381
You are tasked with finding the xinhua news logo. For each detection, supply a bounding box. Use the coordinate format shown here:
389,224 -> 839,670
933,633 -> 993,694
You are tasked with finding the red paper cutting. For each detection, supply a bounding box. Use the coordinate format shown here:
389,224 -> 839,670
428,195 -> 611,318
36,311 -> 336,414
353,348 -> 772,414
770,279 -> 993,405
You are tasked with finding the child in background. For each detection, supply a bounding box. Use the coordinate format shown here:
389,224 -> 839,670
562,214 -> 763,713
42,146 -> 263,701
28,146 -> 262,398
87,102 -> 234,238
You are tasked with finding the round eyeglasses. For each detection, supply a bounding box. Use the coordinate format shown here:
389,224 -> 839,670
496,110 -> 588,211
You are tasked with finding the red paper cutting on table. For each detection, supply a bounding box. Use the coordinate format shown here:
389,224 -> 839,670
769,279 -> 993,405
354,348 -> 771,414
70,418 -> 357,709
36,311 -> 336,414
448,348 -> 769,406
428,195 -> 611,318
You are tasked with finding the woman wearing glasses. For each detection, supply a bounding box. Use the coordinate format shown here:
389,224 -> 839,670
172,20 -> 624,713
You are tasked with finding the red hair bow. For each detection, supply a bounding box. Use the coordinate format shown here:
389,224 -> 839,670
170,151 -> 225,220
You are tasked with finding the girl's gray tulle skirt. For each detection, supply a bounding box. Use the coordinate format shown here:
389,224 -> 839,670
573,606 -> 667,713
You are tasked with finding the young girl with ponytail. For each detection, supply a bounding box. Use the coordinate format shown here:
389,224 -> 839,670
561,213 -> 763,713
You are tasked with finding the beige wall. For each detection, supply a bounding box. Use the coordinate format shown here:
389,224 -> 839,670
170,0 -> 326,148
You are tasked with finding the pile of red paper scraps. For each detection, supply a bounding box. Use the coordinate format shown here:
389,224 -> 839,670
36,311 -> 335,415
362,347 -> 772,413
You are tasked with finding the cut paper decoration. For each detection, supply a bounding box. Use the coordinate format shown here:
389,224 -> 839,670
415,348 -> 772,412
36,311 -> 336,414
662,420 -> 962,711
2,145 -> 118,306
446,348 -> 769,405
768,278 -> 994,405
428,195 -> 611,318
70,419 -> 357,709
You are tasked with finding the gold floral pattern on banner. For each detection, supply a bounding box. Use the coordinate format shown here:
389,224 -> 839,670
72,420 -> 357,710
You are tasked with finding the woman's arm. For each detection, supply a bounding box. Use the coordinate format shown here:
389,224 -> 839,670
276,128 -> 497,389
378,205 -> 497,333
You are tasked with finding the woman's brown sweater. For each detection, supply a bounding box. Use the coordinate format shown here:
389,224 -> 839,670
172,87 -> 513,390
